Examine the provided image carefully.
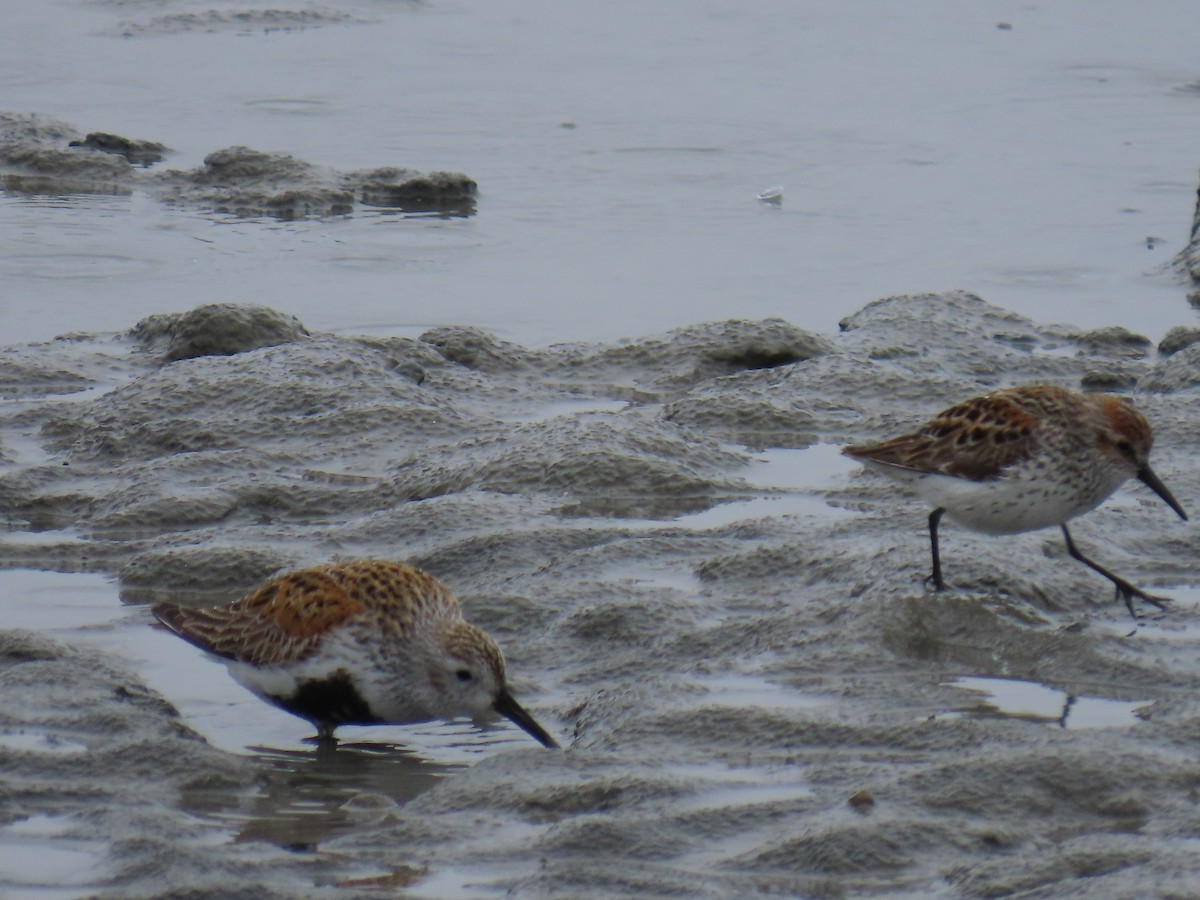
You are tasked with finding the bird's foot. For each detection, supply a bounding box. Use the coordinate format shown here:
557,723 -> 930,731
1113,580 -> 1171,622
304,727 -> 340,748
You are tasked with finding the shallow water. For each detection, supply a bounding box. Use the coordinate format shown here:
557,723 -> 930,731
0,814 -> 106,899
670,443 -> 858,529
4,1 -> 1200,348
942,675 -> 1151,729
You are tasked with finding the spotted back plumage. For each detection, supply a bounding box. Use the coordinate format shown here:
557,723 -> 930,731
152,560 -> 462,668
842,385 -> 1137,482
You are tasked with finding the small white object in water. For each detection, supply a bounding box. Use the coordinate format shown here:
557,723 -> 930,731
756,186 -> 783,205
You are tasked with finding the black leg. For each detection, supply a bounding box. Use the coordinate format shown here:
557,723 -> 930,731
927,507 -> 946,591
1059,525 -> 1170,621
1057,694 -> 1076,729
311,721 -> 338,745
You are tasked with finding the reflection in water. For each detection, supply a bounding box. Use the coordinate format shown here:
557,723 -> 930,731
684,671 -> 828,713
669,443 -> 858,529
942,676 -> 1150,730
0,814 -> 107,898
183,741 -> 461,850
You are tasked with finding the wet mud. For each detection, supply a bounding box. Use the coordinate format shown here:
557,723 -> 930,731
3,292 -> 1200,896
0,112 -> 476,218
112,8 -> 362,38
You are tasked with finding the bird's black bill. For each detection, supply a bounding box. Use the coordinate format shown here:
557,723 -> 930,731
1138,465 -> 1188,521
493,688 -> 560,748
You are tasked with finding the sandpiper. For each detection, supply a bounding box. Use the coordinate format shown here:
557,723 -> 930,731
153,560 -> 559,747
843,385 -> 1187,618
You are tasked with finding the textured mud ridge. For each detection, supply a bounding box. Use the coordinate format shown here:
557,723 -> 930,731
3,293 -> 1200,896
0,112 -> 477,218
113,8 -> 362,38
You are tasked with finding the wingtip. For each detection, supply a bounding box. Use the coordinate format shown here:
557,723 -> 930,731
146,602 -> 228,658
149,602 -> 182,631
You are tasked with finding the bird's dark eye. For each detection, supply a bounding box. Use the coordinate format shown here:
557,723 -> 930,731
455,669 -> 473,682
1116,440 -> 1135,459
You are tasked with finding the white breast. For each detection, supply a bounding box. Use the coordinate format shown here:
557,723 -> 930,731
912,467 -> 1126,535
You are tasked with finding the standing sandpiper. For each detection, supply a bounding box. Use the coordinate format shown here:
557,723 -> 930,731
153,560 -> 560,747
843,385 -> 1187,618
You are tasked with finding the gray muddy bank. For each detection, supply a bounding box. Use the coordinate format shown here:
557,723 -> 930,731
0,111 -> 476,218
2,292 -> 1200,897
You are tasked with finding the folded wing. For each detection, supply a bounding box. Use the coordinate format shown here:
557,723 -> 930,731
844,393 -> 1041,482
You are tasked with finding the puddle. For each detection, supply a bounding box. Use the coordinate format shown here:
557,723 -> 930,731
941,676 -> 1150,729
0,528 -> 86,547
0,815 -> 107,898
685,671 -> 829,713
741,443 -> 858,493
189,743 -> 456,849
674,442 -> 856,529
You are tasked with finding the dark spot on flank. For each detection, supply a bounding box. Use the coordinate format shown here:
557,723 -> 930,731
270,670 -> 380,728
956,432 -> 969,446
971,427 -> 987,442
